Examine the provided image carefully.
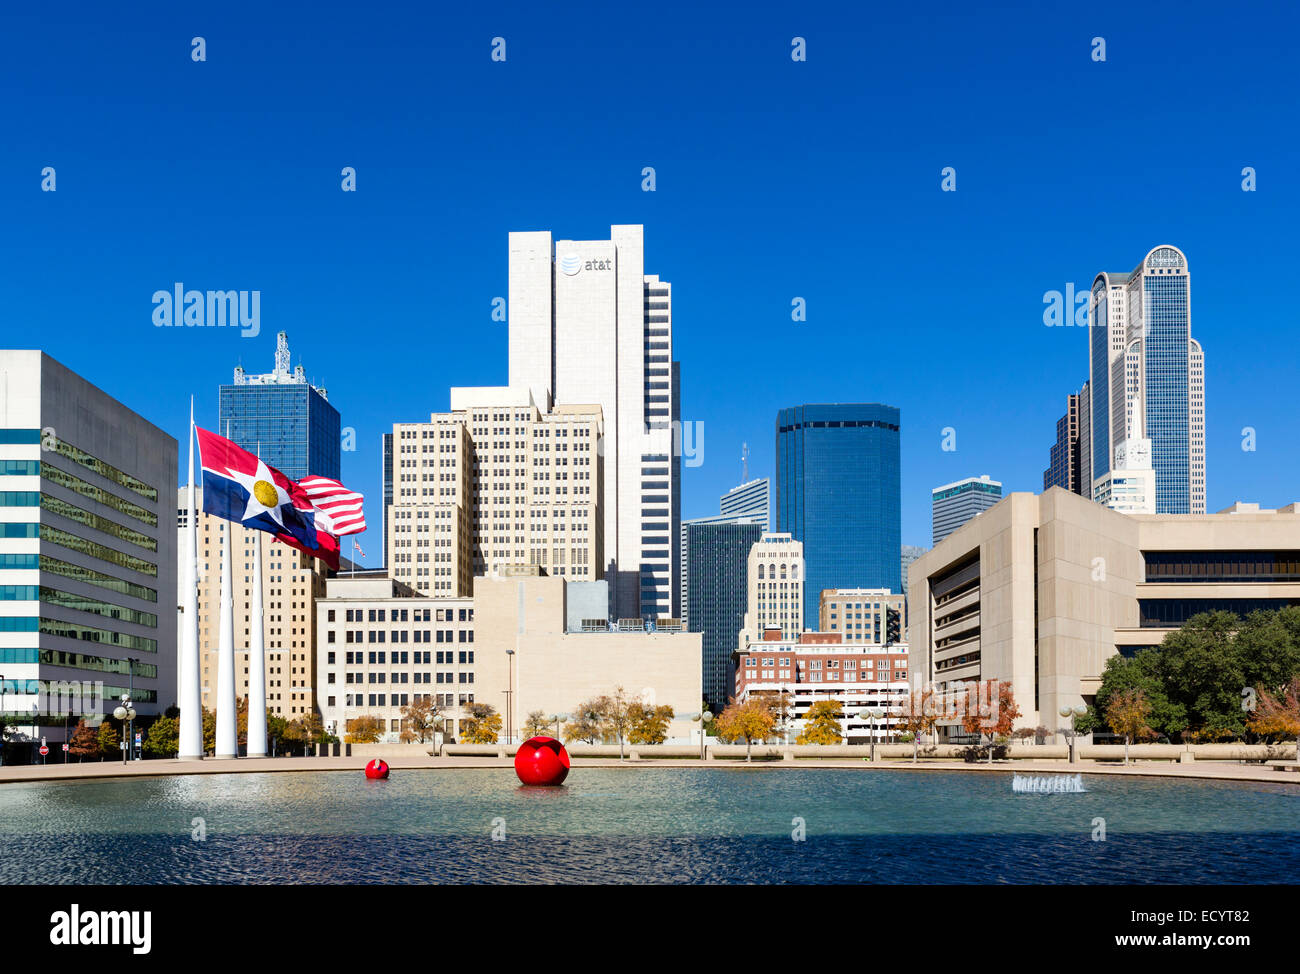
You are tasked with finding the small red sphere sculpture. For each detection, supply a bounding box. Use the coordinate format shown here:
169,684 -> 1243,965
514,736 -> 570,786
364,759 -> 389,780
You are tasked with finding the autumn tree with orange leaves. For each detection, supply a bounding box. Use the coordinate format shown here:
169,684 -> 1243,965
1248,676 -> 1300,759
959,680 -> 1021,763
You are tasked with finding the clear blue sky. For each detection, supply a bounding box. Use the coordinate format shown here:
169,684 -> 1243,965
3,1 -> 1297,561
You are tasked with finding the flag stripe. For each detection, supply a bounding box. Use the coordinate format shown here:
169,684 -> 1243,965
299,475 -> 367,536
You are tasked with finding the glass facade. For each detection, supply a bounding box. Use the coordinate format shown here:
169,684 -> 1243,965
686,521 -> 764,711
1139,598 -> 1300,628
776,404 -> 902,628
1144,551 -> 1300,583
1144,272 -> 1190,514
1090,284 -> 1111,479
218,383 -> 340,481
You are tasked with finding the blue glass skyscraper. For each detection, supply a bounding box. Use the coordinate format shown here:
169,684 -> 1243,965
1087,246 -> 1204,514
217,331 -> 340,481
775,403 -> 902,629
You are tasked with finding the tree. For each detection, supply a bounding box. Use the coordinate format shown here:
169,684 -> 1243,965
1105,688 -> 1153,764
595,687 -> 634,759
628,701 -> 674,744
563,698 -> 607,744
143,716 -> 179,758
797,700 -> 844,745
770,691 -> 794,743
715,697 -> 776,761
96,721 -> 119,760
286,712 -> 323,753
459,702 -> 502,744
398,698 -> 443,743
68,719 -> 99,762
266,712 -> 289,753
960,680 -> 1021,763
345,715 -> 384,744
202,707 -> 216,754
894,686 -> 940,762
1248,675 -> 1300,758
522,710 -> 551,740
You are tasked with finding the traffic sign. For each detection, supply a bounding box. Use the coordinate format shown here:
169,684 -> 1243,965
134,733 -> 142,744
38,745 -> 48,756
62,743 -> 69,752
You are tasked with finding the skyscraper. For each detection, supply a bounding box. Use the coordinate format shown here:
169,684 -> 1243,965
380,431 -> 393,566
775,403 -> 901,628
507,225 -> 680,619
218,331 -> 340,481
680,477 -> 769,622
1088,245 -> 1205,514
1043,393 -> 1083,494
686,520 -> 765,711
932,475 -> 1003,544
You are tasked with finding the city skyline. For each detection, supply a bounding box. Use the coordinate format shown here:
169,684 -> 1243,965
5,4 -> 1297,558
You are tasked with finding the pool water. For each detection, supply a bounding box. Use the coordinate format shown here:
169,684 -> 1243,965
1,768 -> 1296,884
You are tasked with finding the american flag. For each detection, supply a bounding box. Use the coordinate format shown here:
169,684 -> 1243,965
298,475 -> 366,537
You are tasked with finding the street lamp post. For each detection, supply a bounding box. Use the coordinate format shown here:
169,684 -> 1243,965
694,710 -> 712,761
551,712 -> 568,741
1060,705 -> 1088,763
113,694 -> 136,766
504,648 -> 515,746
859,707 -> 886,761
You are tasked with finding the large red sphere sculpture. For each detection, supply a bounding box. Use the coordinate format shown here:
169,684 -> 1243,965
514,736 -> 570,786
364,759 -> 390,780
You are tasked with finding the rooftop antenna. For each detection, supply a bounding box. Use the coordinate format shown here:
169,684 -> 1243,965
741,442 -> 749,483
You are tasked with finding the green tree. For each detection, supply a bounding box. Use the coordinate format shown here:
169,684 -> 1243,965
1094,651 -> 1186,740
797,700 -> 844,746
96,721 -> 119,759
143,716 -> 179,758
266,712 -> 289,752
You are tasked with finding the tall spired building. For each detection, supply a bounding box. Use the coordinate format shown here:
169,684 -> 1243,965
1088,245 -> 1205,515
508,225 -> 680,620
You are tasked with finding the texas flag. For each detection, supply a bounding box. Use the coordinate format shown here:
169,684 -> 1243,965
196,427 -> 341,570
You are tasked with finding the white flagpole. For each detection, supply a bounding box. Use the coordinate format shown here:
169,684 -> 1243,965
215,516 -> 238,758
246,460 -> 268,758
178,398 -> 204,760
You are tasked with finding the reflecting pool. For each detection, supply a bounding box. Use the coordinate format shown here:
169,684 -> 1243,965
1,768 -> 1296,883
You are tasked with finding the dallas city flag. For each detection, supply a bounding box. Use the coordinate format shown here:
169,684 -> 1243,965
195,427 -> 341,569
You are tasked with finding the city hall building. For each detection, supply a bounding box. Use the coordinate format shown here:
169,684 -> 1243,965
907,487 -> 1300,741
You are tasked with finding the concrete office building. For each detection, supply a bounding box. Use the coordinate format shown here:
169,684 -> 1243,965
907,488 -> 1300,741
685,520 -> 765,711
734,630 -> 909,742
508,226 -> 680,620
219,331 -> 340,482
318,570 -> 702,743
776,403 -> 902,625
180,487 -> 327,719
315,574 -> 475,740
900,544 -> 928,604
1088,245 -> 1205,514
738,532 -> 805,648
932,475 -> 1002,545
388,396 -> 603,599
1043,393 -> 1084,494
0,351 -> 177,746
819,588 -> 905,645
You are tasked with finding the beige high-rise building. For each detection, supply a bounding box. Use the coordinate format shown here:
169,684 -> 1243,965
179,487 -> 328,719
738,532 -> 805,650
819,588 -> 905,644
388,394 -> 603,597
